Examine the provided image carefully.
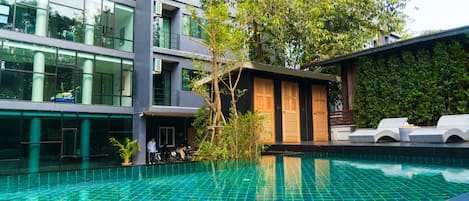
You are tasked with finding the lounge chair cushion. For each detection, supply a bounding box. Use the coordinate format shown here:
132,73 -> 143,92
349,117 -> 408,143
409,114 -> 469,143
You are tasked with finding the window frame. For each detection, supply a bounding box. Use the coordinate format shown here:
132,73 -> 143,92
182,14 -> 204,39
158,126 -> 175,147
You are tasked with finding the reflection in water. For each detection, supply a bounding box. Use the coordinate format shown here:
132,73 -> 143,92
314,159 -> 331,190
336,160 -> 469,184
257,156 -> 276,200
283,157 -> 302,199
2,154 -> 469,200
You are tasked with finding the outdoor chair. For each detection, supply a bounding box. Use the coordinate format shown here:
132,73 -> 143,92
408,114 -> 469,143
349,117 -> 408,143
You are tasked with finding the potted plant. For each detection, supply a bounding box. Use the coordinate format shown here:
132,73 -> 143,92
109,137 -> 140,166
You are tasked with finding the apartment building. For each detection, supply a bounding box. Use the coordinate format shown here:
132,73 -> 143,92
0,0 -> 335,174
0,0 -> 209,174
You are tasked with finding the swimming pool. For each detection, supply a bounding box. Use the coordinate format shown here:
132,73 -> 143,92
1,153 -> 468,200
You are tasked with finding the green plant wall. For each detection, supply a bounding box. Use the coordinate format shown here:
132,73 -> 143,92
354,41 -> 469,128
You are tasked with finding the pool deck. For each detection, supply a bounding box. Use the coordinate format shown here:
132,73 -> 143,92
266,141 -> 469,158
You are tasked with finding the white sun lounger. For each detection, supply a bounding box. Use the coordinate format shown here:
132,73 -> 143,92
408,114 -> 469,143
349,117 -> 408,143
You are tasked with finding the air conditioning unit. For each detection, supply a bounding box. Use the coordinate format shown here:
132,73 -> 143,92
153,0 -> 162,18
153,58 -> 162,74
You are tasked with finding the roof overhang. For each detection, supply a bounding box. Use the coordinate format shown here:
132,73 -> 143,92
197,61 -> 339,85
311,25 -> 469,67
244,62 -> 339,81
143,106 -> 200,117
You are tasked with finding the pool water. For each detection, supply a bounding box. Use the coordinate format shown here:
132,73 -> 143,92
1,153 -> 468,201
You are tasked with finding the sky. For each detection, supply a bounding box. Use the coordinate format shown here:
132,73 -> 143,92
404,0 -> 469,36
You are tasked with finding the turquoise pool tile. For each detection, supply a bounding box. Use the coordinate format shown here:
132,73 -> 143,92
1,153 -> 469,200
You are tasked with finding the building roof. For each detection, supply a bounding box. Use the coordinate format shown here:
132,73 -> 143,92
197,62 -> 339,85
311,25 -> 469,67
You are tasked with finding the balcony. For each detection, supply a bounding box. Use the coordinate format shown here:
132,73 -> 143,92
153,30 -> 179,50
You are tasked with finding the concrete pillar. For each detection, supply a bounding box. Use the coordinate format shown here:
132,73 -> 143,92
28,0 -> 48,173
31,52 -> 45,102
35,0 -> 47,37
29,117 -> 41,173
82,60 -> 93,104
80,119 -> 90,169
82,0 -> 95,105
133,0 -> 154,165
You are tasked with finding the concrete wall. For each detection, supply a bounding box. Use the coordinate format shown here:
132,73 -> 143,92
133,0 -> 154,165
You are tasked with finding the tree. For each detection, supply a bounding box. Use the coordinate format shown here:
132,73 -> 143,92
190,0 -> 265,160
191,0 -> 243,139
238,0 -> 409,68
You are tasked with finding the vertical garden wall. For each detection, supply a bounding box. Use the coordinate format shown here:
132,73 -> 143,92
354,41 -> 469,128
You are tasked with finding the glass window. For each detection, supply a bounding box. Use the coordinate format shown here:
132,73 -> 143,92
16,0 -> 48,7
50,0 -> 84,9
48,3 -> 84,42
39,143 -> 61,171
0,40 -> 55,101
88,118 -> 109,156
21,115 -> 61,143
153,17 -> 171,48
0,70 -> 32,100
190,18 -> 200,38
121,59 -> 133,107
55,50 -> 80,103
84,0 -> 101,26
94,55 -> 121,106
43,74 -> 57,102
0,0 -> 133,51
159,127 -> 175,147
0,115 -> 20,160
102,0 -> 114,37
182,15 -> 190,36
182,14 -> 204,39
41,117 -> 62,141
63,116 -> 78,128
153,69 -> 171,106
14,4 -> 38,34
181,69 -> 198,91
0,1 -> 14,30
53,66 -> 81,104
109,118 -> 132,132
114,4 -> 133,52
58,49 -> 77,66
0,40 -> 133,105
83,0 -> 102,46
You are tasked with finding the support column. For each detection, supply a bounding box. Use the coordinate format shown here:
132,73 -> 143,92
82,60 -> 93,104
80,1 -> 95,169
31,52 -> 45,102
80,119 -> 90,169
35,1 -> 47,37
28,1 -> 47,173
82,0 -> 95,105
29,117 -> 41,173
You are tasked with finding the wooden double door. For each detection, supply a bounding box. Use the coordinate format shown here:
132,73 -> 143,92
254,78 -> 328,143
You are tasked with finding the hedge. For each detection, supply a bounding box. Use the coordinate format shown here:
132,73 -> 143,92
354,41 -> 469,128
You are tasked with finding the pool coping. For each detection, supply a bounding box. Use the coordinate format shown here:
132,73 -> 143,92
266,141 -> 469,158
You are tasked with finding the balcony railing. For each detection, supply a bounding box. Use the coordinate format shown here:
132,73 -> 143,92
153,30 -> 179,50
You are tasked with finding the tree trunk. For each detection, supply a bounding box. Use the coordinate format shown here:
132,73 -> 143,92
253,21 -> 264,62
